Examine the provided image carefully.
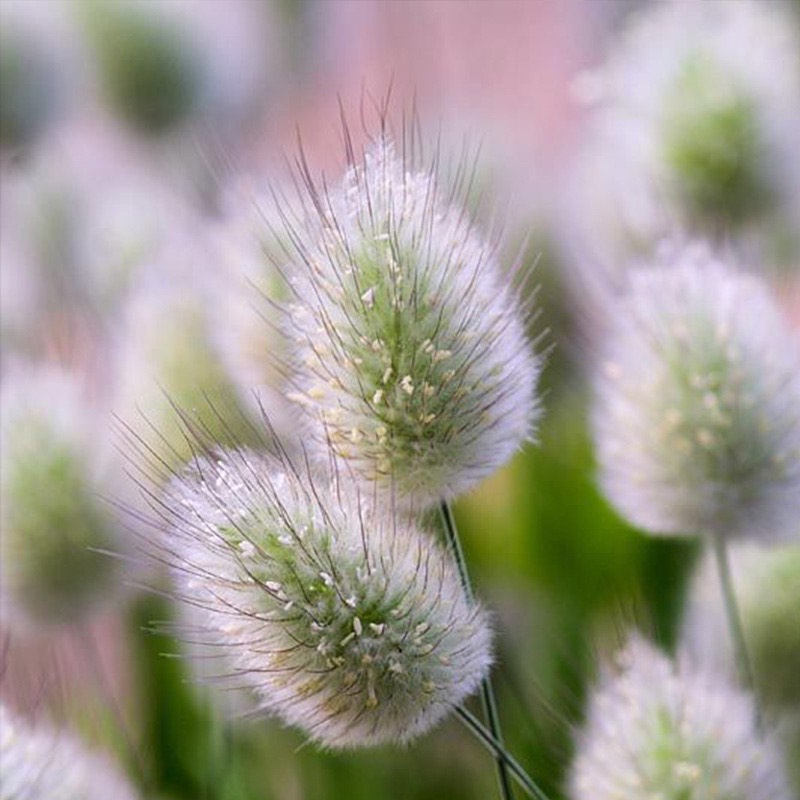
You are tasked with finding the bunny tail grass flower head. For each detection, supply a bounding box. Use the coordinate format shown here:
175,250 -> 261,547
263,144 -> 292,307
569,637 -> 792,800
0,365 -> 126,628
592,248 -> 800,541
282,134 -> 541,506
569,0 -> 800,278
156,448 -> 492,747
683,543 -> 800,715
0,705 -> 138,800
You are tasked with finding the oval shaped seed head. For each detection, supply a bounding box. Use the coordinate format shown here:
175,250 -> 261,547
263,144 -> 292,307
592,252 -> 800,540
568,0 -> 800,272
0,705 -> 138,800
683,543 -> 800,714
569,637 -> 792,800
284,135 -> 541,506
157,448 -> 493,747
0,366 -> 126,628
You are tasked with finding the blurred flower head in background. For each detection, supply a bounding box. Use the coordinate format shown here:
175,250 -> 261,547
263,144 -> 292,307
157,448 -> 493,747
569,636 -> 792,800
592,247 -> 800,541
283,133 -> 542,506
0,704 -> 139,800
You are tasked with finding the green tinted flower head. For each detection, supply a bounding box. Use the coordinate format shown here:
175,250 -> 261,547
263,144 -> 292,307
158,448 -> 493,747
569,0 -> 800,281
284,135 -> 541,507
570,638 -> 791,800
593,248 -> 800,540
0,366 -> 124,627
82,0 -> 203,135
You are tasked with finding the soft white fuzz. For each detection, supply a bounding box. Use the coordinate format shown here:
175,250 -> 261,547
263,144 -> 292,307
283,135 -> 541,506
0,366 -> 124,627
0,705 -> 138,800
159,448 -> 493,747
569,638 -> 792,800
592,253 -> 800,540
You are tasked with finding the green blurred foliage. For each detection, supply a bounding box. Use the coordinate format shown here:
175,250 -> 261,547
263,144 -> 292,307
81,1 -> 203,136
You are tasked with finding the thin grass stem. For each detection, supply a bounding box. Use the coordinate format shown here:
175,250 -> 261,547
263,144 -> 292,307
440,501 -> 515,800
455,707 -> 549,800
711,529 -> 762,729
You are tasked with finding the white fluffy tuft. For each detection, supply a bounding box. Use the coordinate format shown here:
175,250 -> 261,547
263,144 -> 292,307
569,637 -> 792,800
592,251 -> 800,541
156,448 -> 493,747
282,136 -> 541,506
0,705 -> 139,800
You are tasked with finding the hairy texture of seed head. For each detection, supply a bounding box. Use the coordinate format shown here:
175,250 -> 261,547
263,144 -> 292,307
593,253 -> 800,541
683,543 -> 800,714
565,0 -> 800,291
158,448 -> 493,747
0,705 -> 138,800
283,136 -> 540,506
0,366 -> 124,628
569,637 -> 792,800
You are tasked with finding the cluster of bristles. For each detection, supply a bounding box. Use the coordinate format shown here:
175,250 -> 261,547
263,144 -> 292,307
592,248 -> 800,542
159,449 -> 492,746
283,135 -> 539,505
143,126 -> 540,749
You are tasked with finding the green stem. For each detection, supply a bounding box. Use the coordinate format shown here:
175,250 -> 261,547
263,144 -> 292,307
440,501 -> 515,800
456,707 -> 550,800
710,529 -> 762,729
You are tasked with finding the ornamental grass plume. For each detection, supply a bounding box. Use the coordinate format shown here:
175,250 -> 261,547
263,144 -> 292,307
155,447 -> 493,747
282,132 -> 542,506
568,0 -> 800,275
592,248 -> 800,542
568,637 -> 792,800
0,704 -> 138,800
0,365 -> 126,628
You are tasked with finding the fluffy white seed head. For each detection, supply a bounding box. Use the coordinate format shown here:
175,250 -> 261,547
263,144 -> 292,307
569,637 -> 792,800
569,0 -> 800,272
0,705 -> 138,800
592,252 -> 800,540
283,135 -> 541,506
682,543 -> 800,715
0,365 -> 125,628
156,448 -> 493,747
